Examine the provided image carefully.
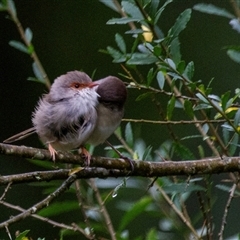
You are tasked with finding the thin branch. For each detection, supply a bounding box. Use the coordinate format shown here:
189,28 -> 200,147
6,0 -> 51,89
0,174 -> 77,228
0,200 -> 84,234
90,179 -> 116,240
122,118 -> 232,125
218,177 -> 239,240
229,0 -> 240,18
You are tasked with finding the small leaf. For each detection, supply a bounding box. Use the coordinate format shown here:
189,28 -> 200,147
99,0 -> 118,11
184,99 -> 194,119
9,40 -> 28,53
165,58 -> 176,70
196,93 -> 209,104
125,122 -> 133,147
15,230 -> 30,240
170,37 -> 181,64
221,91 -> 231,110
167,96 -> 176,120
25,27 -> 33,43
183,61 -> 194,81
122,1 -> 143,20
135,92 -> 153,101
127,53 -> 157,65
107,46 -> 126,63
32,62 -> 45,83
173,142 -> 195,160
7,0 -> 17,18
157,71 -> 165,89
153,45 -> 162,56
107,17 -> 140,25
168,9 -> 192,39
193,4 -> 234,19
154,0 -> 173,24
115,33 -> 126,53
229,132 -> 238,155
227,49 -> 240,64
147,68 -> 154,86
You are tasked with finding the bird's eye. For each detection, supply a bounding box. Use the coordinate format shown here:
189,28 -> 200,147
73,83 -> 80,89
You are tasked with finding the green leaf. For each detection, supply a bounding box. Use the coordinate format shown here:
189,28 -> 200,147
25,27 -> 33,43
107,46 -> 126,63
147,67 -> 154,86
7,0 -> 17,18
168,9 -> 192,39
193,4 -> 234,19
184,99 -> 194,119
165,58 -> 176,70
32,62 -> 45,83
170,37 -> 181,64
135,92 -> 153,101
146,228 -> 158,240
39,201 -> 79,217
125,122 -> 133,147
221,91 -> 231,111
183,61 -> 194,81
173,142 -> 195,160
118,196 -> 152,231
99,0 -> 118,11
122,1 -> 143,20
115,33 -> 126,53
142,145 -> 152,161
229,132 -> 238,155
127,53 -> 157,65
154,0 -> 173,24
157,71 -> 165,89
107,17 -> 140,25
162,183 -> 205,193
167,96 -> 175,120
15,230 -> 30,240
227,49 -> 240,64
9,40 -> 28,53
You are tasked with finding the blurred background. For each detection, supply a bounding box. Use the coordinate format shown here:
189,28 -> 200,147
0,0 -> 240,239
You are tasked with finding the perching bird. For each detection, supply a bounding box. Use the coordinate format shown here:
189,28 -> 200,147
4,71 -> 127,164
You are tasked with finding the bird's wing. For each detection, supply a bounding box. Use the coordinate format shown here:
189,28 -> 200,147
4,127 -> 36,143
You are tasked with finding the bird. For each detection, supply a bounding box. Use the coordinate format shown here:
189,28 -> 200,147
4,71 -> 127,165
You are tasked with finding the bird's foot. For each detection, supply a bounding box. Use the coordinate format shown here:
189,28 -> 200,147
105,141 -> 135,172
79,147 -> 91,166
48,144 -> 58,162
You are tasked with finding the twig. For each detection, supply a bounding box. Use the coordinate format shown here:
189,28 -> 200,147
218,178 -> 239,240
0,174 -> 77,228
0,182 -> 12,201
0,200 -> 83,233
6,0 -> 51,89
157,184 -> 201,239
90,179 -> 116,240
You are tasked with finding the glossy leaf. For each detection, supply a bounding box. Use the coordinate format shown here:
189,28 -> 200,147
15,230 -> 30,240
32,62 -> 45,83
193,3 -> 234,19
229,133 -> 238,155
157,71 -> 165,89
107,46 -> 126,63
25,27 -> 33,43
135,92 -> 153,101
107,17 -> 140,25
184,99 -> 194,119
115,33 -> 126,53
173,142 -> 195,160
147,67 -> 154,86
183,61 -> 194,81
99,0 -> 118,11
9,40 -> 28,53
154,0 -> 173,24
125,122 -> 133,147
122,1 -> 143,20
227,49 -> 240,64
170,37 -> 181,64
221,91 -> 231,111
168,9 -> 192,39
167,96 -> 176,120
127,53 -> 157,65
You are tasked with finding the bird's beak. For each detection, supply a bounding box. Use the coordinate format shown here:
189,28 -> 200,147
88,82 -> 99,88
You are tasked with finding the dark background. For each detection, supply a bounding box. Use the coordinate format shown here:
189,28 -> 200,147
0,0 -> 240,239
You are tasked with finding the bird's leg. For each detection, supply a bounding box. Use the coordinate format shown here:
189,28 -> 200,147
79,146 -> 91,166
48,143 -> 57,162
105,140 -> 135,172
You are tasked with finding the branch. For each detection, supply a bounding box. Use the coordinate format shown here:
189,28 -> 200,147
2,143 -> 240,182
0,174 -> 77,228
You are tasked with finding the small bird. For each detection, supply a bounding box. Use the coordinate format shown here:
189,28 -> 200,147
4,71 -> 127,164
